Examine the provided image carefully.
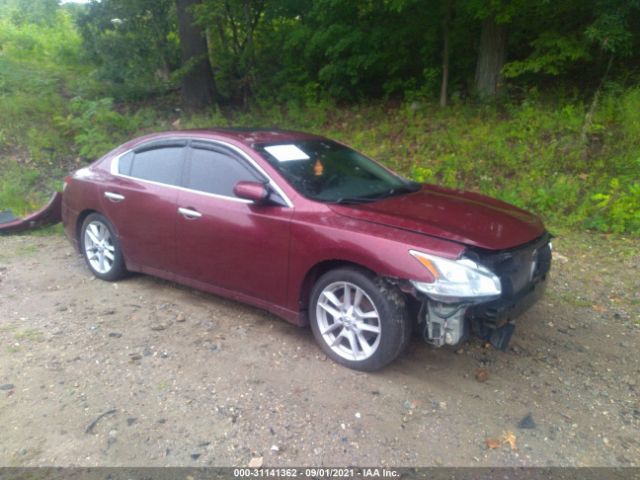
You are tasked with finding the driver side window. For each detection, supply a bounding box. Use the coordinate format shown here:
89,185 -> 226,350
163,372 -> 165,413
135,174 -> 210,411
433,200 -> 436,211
185,147 -> 260,198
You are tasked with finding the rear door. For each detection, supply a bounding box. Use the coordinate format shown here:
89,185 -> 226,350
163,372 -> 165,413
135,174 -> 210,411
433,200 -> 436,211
175,142 -> 293,305
101,141 -> 186,273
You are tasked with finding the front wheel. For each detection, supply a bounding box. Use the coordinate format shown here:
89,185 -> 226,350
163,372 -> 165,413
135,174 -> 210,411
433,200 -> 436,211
80,213 -> 126,281
309,268 -> 411,371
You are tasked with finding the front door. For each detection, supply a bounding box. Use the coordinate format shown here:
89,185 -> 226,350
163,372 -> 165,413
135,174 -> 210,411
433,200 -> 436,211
175,143 -> 293,305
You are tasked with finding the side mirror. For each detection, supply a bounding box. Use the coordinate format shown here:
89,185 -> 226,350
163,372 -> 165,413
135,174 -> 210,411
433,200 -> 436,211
233,181 -> 270,204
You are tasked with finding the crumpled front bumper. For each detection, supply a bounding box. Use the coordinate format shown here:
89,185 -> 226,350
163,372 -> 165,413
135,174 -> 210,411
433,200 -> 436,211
0,192 -> 62,234
468,274 -> 548,349
415,233 -> 552,350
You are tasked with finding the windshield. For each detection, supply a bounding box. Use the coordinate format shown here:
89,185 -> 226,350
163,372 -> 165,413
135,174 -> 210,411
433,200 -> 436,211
255,140 -> 419,203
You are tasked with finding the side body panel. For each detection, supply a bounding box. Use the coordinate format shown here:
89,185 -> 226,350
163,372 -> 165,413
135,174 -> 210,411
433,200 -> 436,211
175,190 -> 293,306
62,169 -> 106,250
99,175 -> 178,273
285,207 -> 465,315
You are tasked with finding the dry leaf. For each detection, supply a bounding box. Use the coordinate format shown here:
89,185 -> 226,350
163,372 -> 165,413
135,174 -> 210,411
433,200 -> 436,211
502,431 -> 517,450
592,304 -> 607,313
475,368 -> 489,382
248,456 -> 263,468
485,438 -> 501,449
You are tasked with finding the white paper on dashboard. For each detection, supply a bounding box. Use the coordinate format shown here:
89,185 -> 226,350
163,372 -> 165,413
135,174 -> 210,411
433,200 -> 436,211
264,144 -> 310,162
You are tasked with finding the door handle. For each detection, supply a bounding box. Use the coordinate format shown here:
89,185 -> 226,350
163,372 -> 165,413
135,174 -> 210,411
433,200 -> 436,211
105,191 -> 125,202
178,207 -> 202,219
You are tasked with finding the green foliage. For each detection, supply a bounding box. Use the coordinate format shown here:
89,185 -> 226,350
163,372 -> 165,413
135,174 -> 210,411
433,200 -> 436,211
0,0 -> 59,27
0,4 -> 86,167
585,0 -> 640,55
0,161 -> 54,215
56,97 -> 158,159
56,0 -> 640,104
503,0 -> 640,82
1,0 -> 640,236
589,178 -> 640,234
503,33 -> 591,77
76,0 -> 180,99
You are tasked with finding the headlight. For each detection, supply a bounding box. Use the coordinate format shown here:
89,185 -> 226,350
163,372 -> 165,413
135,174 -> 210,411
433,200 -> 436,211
409,250 -> 501,301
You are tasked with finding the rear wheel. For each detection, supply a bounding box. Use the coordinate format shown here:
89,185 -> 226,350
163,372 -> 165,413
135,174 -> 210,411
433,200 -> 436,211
310,268 -> 411,371
80,213 -> 126,281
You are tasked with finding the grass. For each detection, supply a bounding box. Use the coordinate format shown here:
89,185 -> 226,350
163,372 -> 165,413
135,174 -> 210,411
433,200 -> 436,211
14,328 -> 44,342
548,291 -> 593,309
13,244 -> 39,256
30,224 -> 64,236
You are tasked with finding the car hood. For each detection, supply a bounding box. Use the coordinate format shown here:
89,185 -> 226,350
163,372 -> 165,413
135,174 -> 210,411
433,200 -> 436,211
328,184 -> 545,250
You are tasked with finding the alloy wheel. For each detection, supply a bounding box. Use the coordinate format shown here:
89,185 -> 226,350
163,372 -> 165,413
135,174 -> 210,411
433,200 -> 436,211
316,281 -> 381,361
83,220 -> 115,274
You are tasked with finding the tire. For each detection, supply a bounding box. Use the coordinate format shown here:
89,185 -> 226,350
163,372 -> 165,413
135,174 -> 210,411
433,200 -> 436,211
309,267 -> 411,371
80,213 -> 126,281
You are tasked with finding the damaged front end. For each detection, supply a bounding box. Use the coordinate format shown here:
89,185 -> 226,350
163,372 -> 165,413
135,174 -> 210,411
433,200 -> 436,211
410,233 -> 552,351
0,192 -> 62,234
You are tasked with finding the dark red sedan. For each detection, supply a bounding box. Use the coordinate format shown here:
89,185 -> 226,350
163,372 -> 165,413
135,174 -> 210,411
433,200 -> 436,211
62,129 -> 551,370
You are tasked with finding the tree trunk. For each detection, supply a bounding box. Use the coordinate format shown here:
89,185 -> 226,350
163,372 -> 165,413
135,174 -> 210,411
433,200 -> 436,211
581,53 -> 614,146
474,16 -> 507,97
175,0 -> 217,111
439,0 -> 451,107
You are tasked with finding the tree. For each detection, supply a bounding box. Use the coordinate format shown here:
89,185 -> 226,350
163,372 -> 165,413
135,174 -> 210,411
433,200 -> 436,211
72,0 -> 640,105
196,0 -> 266,106
2,0 -> 58,26
474,15 -> 507,97
464,0 -> 519,98
439,0 -> 452,106
175,0 -> 217,111
77,0 -> 180,98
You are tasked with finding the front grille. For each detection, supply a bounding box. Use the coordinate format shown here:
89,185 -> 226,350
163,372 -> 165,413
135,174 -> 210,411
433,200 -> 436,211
466,233 -> 552,300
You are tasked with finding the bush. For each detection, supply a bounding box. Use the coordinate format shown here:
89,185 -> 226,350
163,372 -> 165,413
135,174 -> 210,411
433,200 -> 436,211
56,97 -> 158,160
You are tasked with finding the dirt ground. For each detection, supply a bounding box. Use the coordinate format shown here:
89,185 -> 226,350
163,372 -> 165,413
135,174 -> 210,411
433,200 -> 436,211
0,232 -> 638,467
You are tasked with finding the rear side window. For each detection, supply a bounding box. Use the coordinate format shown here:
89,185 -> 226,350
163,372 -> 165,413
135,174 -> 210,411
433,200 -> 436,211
129,147 -> 184,185
186,147 -> 260,197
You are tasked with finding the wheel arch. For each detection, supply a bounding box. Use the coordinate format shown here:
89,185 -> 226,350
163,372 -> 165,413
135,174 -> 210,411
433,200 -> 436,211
298,259 -> 376,316
76,209 -> 99,246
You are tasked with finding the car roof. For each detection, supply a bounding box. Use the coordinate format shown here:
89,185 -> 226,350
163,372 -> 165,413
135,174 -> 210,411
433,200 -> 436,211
147,128 -> 326,147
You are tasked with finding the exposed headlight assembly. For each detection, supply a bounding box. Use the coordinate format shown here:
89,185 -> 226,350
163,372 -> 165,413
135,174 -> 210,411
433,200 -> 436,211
409,250 -> 502,302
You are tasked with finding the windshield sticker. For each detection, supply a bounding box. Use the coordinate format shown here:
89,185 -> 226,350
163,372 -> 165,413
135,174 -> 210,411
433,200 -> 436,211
265,144 -> 310,162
